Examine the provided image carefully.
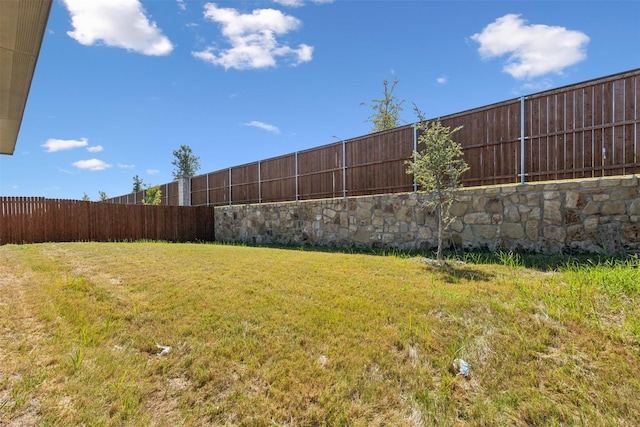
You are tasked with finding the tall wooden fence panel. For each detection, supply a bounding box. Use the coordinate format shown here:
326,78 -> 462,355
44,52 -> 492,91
525,72 -> 640,181
164,182 -> 179,206
441,99 -> 522,186
298,143 -> 344,200
108,68 -> 639,207
231,162 -> 260,205
0,197 -> 215,245
207,170 -> 231,207
191,174 -> 209,206
261,154 -> 297,203
346,127 -> 415,196
108,182 -> 179,206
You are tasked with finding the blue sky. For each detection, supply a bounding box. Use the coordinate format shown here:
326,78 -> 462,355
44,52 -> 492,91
1,0 -> 638,201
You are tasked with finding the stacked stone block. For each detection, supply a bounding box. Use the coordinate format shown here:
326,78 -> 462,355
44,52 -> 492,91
215,176 -> 640,254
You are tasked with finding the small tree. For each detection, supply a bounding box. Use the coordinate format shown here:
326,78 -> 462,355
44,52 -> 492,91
143,185 -> 162,205
406,108 -> 469,261
361,78 -> 405,133
171,145 -> 200,179
98,191 -> 108,202
132,175 -> 144,193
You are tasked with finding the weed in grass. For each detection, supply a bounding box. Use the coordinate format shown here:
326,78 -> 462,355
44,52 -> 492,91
68,347 -> 83,374
79,325 -> 93,347
109,372 -> 140,420
102,314 -> 114,335
496,250 -> 523,268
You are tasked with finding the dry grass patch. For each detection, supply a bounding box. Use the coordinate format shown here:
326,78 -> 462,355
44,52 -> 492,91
0,242 -> 639,425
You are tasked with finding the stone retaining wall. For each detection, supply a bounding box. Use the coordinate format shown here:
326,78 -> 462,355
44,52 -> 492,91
215,176 -> 640,254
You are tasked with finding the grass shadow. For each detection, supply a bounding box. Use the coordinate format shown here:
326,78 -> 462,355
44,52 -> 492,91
205,241 -> 637,272
450,249 -> 637,272
420,258 -> 496,283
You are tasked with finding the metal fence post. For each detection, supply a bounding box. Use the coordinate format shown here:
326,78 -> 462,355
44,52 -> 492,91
333,136 -> 347,199
258,160 -> 262,204
342,139 -> 347,199
295,152 -> 299,202
520,96 -> 526,184
413,123 -> 418,193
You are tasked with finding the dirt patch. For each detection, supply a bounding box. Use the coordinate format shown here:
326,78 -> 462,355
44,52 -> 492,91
145,375 -> 193,425
0,266 -> 43,426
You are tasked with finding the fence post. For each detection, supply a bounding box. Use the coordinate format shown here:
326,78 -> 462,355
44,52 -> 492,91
342,139 -> 347,199
520,96 -> 526,184
413,123 -> 418,193
258,160 -> 262,204
333,136 -> 347,200
178,175 -> 191,206
295,152 -> 299,202
228,168 -> 232,206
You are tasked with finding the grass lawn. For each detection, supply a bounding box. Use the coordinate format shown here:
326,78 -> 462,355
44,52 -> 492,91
0,242 -> 639,426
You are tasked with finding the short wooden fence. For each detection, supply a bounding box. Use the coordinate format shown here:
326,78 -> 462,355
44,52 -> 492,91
0,197 -> 215,245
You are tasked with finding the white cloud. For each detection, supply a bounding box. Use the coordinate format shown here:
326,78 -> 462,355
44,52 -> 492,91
273,0 -> 333,5
72,159 -> 112,171
436,76 -> 448,85
471,14 -> 589,80
117,163 -> 135,169
146,169 -> 160,175
87,145 -> 103,153
193,4 -> 313,70
273,0 -> 304,6
244,121 -> 280,134
177,0 -> 186,11
42,138 -> 88,152
62,0 -> 174,56
518,79 -> 554,94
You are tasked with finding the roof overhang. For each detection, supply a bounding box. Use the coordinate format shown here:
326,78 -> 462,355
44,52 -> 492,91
0,0 -> 52,155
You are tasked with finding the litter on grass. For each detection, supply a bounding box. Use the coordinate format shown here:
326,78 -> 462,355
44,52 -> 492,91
156,344 -> 171,356
453,358 -> 469,377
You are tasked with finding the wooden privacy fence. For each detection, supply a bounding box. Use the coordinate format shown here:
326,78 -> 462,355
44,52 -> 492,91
0,197 -> 215,245
108,68 -> 640,207
110,182 -> 179,206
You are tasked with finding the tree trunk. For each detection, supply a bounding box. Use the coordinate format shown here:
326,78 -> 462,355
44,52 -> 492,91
436,204 -> 443,260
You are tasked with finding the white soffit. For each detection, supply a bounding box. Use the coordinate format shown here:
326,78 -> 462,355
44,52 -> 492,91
0,0 -> 52,155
